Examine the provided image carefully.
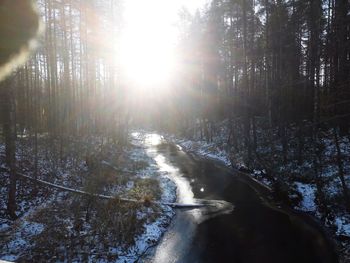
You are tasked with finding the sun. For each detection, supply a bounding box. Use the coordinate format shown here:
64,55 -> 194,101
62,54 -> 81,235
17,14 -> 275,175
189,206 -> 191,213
120,31 -> 175,88
118,0 -> 208,90
119,0 -> 178,89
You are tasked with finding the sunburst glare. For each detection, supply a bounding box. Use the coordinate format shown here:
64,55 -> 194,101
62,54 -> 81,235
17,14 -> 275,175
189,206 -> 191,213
120,0 -> 207,89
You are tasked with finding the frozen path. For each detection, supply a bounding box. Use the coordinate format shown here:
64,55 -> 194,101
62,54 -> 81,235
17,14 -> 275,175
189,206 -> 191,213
132,133 -> 233,262
137,132 -> 338,263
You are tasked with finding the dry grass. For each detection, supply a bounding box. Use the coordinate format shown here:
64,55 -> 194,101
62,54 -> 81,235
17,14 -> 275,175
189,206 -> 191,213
20,192 -> 156,261
1,135 -> 164,261
127,178 -> 161,201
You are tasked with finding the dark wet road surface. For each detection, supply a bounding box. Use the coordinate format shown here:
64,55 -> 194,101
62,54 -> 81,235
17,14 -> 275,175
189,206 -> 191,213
142,136 -> 338,263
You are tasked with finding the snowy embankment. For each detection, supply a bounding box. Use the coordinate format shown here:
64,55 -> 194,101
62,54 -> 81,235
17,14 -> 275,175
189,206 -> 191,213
166,129 -> 350,240
0,134 -> 177,262
119,133 -> 177,262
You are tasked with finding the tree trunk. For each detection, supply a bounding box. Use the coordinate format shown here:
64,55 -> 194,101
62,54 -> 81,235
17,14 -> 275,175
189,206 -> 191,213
1,79 -> 17,219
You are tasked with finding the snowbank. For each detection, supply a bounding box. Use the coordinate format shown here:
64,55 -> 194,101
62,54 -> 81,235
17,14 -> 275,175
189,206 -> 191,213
0,133 -> 177,262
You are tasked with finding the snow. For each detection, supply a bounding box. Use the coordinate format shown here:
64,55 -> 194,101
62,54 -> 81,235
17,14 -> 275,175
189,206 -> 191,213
0,222 -> 10,232
1,128 -> 350,260
335,216 -> 350,236
2,220 -> 45,261
294,182 -> 317,211
177,139 -> 232,167
121,210 -> 173,261
116,137 -> 177,259
22,221 -> 44,236
1,255 -> 17,262
0,133 -> 179,262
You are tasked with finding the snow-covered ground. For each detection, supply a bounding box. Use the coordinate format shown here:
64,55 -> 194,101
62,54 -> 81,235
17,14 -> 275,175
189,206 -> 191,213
0,133 -> 177,262
177,139 -> 231,167
1,128 -> 349,261
294,182 -> 317,212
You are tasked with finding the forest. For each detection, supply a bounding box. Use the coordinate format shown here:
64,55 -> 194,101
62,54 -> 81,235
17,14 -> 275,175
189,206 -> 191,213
0,0 -> 350,262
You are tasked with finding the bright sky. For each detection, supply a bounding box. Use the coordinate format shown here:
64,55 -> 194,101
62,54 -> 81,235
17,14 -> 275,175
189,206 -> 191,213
120,0 -> 208,88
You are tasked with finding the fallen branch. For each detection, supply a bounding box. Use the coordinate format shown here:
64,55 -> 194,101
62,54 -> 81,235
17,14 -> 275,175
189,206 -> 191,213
16,173 -> 207,209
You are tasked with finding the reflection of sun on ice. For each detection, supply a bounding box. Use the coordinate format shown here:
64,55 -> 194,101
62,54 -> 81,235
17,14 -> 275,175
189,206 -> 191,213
145,134 -> 163,146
